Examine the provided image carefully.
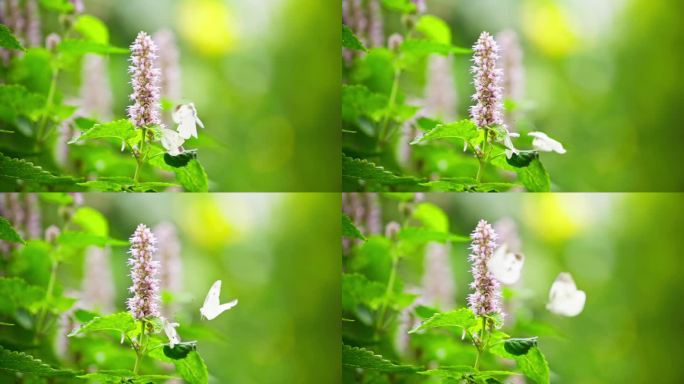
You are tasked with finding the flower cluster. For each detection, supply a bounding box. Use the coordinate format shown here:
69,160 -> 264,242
470,32 -> 504,129
467,220 -> 502,316
127,224 -> 161,319
128,31 -> 162,129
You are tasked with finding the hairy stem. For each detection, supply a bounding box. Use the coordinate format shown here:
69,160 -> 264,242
133,127 -> 148,183
473,316 -> 488,372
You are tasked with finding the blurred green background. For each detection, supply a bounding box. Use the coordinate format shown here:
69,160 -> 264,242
406,0 -> 684,190
77,0 -> 340,191
377,193 -> 684,382
57,193 -> 340,383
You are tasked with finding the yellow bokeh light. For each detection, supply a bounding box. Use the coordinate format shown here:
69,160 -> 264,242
522,0 -> 578,57
524,194 -> 582,242
177,0 -> 237,56
178,196 -> 238,249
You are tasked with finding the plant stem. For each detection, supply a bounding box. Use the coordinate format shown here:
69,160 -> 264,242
133,320 -> 147,375
475,128 -> 490,183
376,251 -> 399,332
36,67 -> 60,148
378,66 -> 401,148
34,259 -> 58,342
474,316 -> 488,372
133,127 -> 147,184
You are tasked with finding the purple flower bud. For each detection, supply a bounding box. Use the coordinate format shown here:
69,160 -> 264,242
127,224 -> 161,319
388,33 -> 403,52
469,32 -> 504,129
467,220 -> 502,317
384,221 -> 401,240
44,225 -> 60,243
128,32 -> 162,129
45,33 -> 61,52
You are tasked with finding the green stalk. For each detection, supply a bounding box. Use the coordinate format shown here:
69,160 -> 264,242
378,66 -> 402,148
473,316 -> 487,371
35,67 -> 60,148
33,259 -> 58,342
133,319 -> 148,375
133,127 -> 147,183
376,252 -> 398,332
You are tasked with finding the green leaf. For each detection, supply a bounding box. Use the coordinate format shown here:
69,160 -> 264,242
421,179 -> 514,192
71,207 -> 108,236
397,227 -> 469,244
0,24 -> 24,50
39,0 -> 75,12
342,25 -> 366,51
163,151 -> 196,167
490,343 -> 550,384
78,177 -> 177,192
342,84 -> 388,123
409,308 -> 477,333
69,119 -> 136,145
380,0 -> 416,13
78,370 -> 175,383
411,119 -> 478,145
0,153 -> 75,186
0,216 -> 25,243
411,202 -> 448,231
0,84 -> 46,122
342,344 -> 418,372
504,337 -> 538,356
518,159 -> 550,192
58,39 -> 127,55
68,312 -> 137,341
0,346 -> 76,377
57,231 -> 127,248
399,39 -> 471,67
149,349 -> 209,384
0,277 -> 45,315
342,214 -> 366,240
150,156 -> 209,192
506,151 -> 539,168
342,156 -> 418,186
415,15 -> 451,44
73,15 -> 109,44
163,342 -> 197,360
419,366 -> 516,381
342,273 -> 386,311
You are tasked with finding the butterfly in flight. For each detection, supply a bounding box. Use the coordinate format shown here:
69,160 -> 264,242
200,280 -> 238,320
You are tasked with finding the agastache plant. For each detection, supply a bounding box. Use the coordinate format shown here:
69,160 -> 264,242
470,32 -> 504,130
127,224 -> 161,319
467,219 -> 502,317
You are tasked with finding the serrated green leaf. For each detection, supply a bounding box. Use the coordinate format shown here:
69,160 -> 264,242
0,84 -> 46,122
411,119 -> 478,145
410,308 -> 478,334
58,39 -> 127,55
0,346 -> 76,377
380,0 -> 416,13
342,84 -> 388,123
342,214 -> 366,240
518,158 -> 550,192
0,24 -> 24,50
71,207 -> 108,236
343,344 -> 418,372
0,277 -> 45,315
342,273 -> 386,311
419,366 -> 516,381
415,15 -> 451,44
342,25 -> 366,51
0,216 -> 25,243
57,231 -> 127,248
342,156 -> 418,186
504,337 -> 538,356
397,227 -> 469,244
68,312 -> 137,341
149,156 -> 208,192
78,370 -> 175,383
39,0 -> 75,12
149,349 -> 208,384
69,119 -> 136,144
0,153 -> 75,186
490,343 -> 549,384
73,15 -> 109,44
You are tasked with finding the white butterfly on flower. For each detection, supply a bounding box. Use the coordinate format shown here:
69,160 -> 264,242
160,317 -> 181,348
546,272 -> 586,317
159,127 -> 186,156
528,131 -> 566,154
487,244 -> 524,284
501,128 -> 521,159
199,280 -> 238,320
173,103 -> 204,140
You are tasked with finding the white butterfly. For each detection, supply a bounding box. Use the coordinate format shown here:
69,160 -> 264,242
159,127 -> 186,156
488,244 -> 524,285
199,280 -> 238,320
546,272 -> 586,317
173,103 -> 204,140
528,131 -> 566,154
160,317 -> 181,348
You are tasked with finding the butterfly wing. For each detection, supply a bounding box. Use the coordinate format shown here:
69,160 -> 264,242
216,299 -> 238,316
160,128 -> 185,156
200,280 -> 222,320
